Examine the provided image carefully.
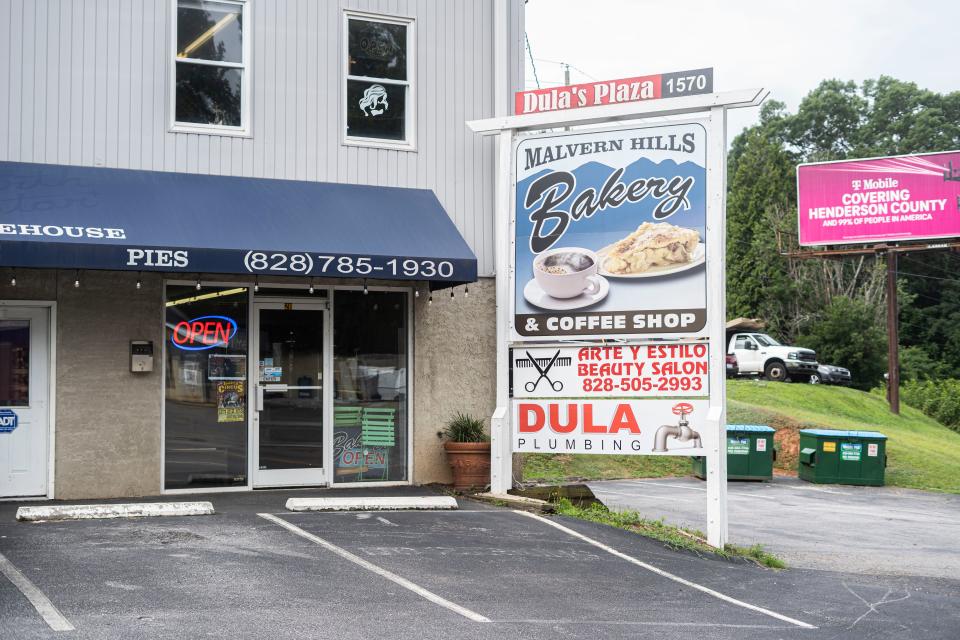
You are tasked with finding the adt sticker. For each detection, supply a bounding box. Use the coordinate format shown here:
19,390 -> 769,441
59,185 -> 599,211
0,409 -> 18,433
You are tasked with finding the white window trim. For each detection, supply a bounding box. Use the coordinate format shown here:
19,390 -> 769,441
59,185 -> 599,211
168,0 -> 252,137
342,10 -> 416,152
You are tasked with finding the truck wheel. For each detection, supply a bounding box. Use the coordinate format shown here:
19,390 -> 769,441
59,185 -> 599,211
764,360 -> 788,382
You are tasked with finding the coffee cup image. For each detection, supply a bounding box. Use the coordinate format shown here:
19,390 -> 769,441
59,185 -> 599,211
532,247 -> 603,299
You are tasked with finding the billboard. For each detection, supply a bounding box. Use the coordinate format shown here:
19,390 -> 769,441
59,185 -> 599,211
797,150 -> 960,246
513,121 -> 708,340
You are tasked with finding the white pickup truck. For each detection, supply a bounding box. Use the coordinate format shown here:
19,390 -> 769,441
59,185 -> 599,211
727,332 -> 819,382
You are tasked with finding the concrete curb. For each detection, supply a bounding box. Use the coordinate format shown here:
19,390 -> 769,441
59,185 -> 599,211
285,496 -> 458,512
470,492 -> 556,513
15,502 -> 215,522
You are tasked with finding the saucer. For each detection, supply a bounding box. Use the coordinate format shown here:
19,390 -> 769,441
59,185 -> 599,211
523,276 -> 610,311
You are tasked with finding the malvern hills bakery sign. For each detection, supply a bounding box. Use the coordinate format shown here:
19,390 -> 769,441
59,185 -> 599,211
512,121 -> 709,340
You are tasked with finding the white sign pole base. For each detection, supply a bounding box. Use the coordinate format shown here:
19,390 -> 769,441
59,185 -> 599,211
491,129 -> 515,496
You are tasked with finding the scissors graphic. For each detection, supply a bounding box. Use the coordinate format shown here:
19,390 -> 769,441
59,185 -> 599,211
524,350 -> 564,393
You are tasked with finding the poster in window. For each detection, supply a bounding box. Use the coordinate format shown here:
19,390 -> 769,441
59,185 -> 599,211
347,80 -> 405,141
208,354 -> 246,380
217,380 -> 246,423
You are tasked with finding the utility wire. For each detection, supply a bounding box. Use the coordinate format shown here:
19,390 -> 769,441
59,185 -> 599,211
902,254 -> 960,278
896,270 -> 960,284
533,58 -> 599,81
524,32 -> 541,89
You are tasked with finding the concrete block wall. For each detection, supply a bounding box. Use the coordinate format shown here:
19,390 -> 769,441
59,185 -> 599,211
412,277 -> 496,484
54,270 -> 164,499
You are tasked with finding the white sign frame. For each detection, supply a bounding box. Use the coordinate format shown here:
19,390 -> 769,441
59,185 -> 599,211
467,88 -> 767,549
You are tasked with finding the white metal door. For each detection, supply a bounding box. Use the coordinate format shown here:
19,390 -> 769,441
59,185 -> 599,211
252,301 -> 330,488
0,306 -> 50,498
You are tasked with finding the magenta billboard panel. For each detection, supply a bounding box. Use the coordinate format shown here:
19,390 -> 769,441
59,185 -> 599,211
797,151 -> 960,246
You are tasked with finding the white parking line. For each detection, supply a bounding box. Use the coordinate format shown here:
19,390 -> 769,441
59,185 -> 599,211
0,550 -> 74,632
774,484 -> 851,496
258,513 -> 490,623
594,487 -> 780,502
514,510 -> 817,630
629,481 -> 708,492
499,619 -> 796,629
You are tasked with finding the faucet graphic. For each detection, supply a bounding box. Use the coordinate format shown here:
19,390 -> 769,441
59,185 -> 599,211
653,402 -> 702,452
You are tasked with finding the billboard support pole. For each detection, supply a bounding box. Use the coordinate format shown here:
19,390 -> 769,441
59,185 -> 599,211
886,252 -> 900,414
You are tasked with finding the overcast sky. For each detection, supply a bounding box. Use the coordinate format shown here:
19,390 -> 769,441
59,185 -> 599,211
524,0 -> 959,137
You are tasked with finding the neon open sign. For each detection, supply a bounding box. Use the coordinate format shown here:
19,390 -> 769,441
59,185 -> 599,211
171,316 -> 238,351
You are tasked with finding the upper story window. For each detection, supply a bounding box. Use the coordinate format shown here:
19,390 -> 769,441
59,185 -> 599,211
344,12 -> 415,149
171,0 -> 250,135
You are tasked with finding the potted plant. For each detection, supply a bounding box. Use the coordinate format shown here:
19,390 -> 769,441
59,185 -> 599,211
442,413 -> 491,491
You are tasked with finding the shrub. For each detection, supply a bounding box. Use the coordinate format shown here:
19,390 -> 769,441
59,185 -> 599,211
901,379 -> 960,433
797,296 -> 887,390
442,412 -> 488,442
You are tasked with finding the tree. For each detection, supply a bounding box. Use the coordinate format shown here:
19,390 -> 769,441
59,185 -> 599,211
797,297 -> 887,390
726,116 -> 801,339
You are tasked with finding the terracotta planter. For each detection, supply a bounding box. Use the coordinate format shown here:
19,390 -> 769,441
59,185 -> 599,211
443,441 -> 491,491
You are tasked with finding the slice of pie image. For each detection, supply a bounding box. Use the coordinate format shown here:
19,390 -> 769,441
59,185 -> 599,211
598,222 -> 702,275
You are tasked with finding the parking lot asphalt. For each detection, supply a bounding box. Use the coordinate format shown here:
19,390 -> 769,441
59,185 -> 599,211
588,476 -> 960,578
1,487 -> 958,639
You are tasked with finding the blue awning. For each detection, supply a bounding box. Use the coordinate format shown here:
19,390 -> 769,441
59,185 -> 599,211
0,162 -> 477,288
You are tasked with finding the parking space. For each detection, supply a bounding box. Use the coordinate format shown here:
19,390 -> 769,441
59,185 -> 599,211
269,509 -> 794,630
588,476 -> 960,578
0,490 -> 958,639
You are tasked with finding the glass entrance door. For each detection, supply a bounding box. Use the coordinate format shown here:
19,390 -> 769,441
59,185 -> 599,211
253,302 -> 329,487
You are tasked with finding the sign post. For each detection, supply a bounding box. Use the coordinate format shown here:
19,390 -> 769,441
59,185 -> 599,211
469,78 -> 766,548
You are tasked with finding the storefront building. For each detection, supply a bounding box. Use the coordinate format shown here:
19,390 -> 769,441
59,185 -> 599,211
0,0 -> 525,499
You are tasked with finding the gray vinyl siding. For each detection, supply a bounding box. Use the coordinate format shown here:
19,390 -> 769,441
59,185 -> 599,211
0,0 -> 525,276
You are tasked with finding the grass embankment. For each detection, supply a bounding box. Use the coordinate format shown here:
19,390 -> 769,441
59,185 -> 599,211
554,498 -> 786,568
523,379 -> 960,493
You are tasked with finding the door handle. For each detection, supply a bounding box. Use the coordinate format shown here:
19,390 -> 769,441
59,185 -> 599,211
256,385 -> 264,411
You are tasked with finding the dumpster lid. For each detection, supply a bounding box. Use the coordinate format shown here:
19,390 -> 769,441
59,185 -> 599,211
800,429 -> 887,439
727,424 -> 776,433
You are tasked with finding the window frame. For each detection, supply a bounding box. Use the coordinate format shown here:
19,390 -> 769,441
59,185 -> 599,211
342,10 -> 416,151
169,0 -> 252,137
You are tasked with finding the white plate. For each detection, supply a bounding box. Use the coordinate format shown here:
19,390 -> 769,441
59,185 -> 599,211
597,243 -> 706,279
523,276 -> 609,311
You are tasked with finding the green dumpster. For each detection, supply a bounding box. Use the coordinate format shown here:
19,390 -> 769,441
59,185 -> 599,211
692,425 -> 777,481
798,429 -> 887,486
